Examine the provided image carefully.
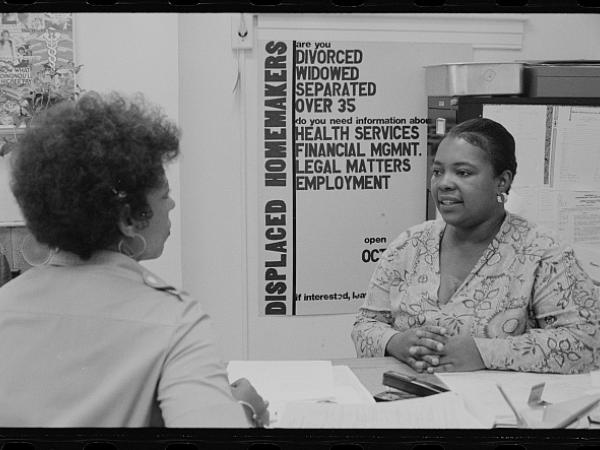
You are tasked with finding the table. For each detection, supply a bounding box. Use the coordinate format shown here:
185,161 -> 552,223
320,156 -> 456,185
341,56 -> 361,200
333,357 -> 600,429
333,356 -> 446,397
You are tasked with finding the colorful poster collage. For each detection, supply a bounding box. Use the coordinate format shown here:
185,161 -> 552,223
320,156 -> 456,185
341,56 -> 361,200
0,12 -> 77,130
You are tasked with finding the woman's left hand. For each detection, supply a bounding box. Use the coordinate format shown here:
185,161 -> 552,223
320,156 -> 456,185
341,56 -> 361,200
230,377 -> 270,427
427,331 -> 486,372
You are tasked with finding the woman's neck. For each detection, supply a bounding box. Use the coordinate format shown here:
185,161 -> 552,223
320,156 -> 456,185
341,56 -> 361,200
445,210 -> 506,247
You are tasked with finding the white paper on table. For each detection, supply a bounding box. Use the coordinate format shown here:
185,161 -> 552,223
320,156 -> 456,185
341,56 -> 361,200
437,371 -> 600,427
277,391 -> 491,428
227,360 -> 335,403
331,365 -> 376,405
227,362 -> 375,427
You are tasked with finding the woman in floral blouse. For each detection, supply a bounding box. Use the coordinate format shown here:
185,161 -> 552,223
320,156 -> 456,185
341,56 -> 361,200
351,118 -> 599,374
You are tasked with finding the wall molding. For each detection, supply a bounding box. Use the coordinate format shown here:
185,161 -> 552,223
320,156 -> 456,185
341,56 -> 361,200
256,14 -> 527,51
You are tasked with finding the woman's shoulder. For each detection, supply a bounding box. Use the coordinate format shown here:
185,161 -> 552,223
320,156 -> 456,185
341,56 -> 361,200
109,267 -> 210,331
391,219 -> 442,242
386,219 -> 442,253
138,268 -> 210,323
503,212 -> 565,254
0,253 -> 207,328
139,268 -> 196,305
66,251 -> 207,325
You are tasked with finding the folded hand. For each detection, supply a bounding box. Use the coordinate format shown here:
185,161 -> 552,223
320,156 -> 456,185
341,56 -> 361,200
385,325 -> 448,373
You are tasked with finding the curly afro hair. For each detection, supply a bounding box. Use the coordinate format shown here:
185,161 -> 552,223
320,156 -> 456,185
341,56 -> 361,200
11,91 -> 180,260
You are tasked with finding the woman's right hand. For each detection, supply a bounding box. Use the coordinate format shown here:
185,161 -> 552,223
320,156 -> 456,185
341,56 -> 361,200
385,326 -> 448,373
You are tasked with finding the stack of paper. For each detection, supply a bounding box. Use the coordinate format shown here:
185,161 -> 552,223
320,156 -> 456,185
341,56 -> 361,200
277,391 -> 491,428
532,394 -> 600,428
437,370 -> 600,428
330,365 -> 376,405
226,360 -> 374,427
227,360 -> 336,403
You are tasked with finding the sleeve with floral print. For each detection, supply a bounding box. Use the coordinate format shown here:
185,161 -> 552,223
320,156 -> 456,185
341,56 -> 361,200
351,239 -> 406,358
474,247 -> 600,374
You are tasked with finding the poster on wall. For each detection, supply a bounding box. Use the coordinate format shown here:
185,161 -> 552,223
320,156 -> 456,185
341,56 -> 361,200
0,12 -> 75,128
258,40 -> 431,316
0,12 -> 75,226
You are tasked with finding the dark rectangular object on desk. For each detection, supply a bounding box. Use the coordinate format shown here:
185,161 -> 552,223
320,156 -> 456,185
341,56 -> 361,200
382,371 -> 449,397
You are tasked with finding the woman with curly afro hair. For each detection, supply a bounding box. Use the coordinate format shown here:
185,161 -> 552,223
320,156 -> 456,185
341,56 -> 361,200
0,92 -> 267,427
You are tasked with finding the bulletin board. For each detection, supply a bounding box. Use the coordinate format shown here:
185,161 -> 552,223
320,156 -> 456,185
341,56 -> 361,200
446,98 -> 600,283
484,102 -> 600,283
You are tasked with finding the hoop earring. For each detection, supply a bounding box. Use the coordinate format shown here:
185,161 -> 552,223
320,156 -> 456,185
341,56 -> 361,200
496,192 -> 507,204
21,234 -> 55,267
118,233 -> 147,260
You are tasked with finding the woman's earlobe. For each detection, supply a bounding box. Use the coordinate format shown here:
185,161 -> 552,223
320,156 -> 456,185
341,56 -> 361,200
117,205 -> 137,237
117,218 -> 137,238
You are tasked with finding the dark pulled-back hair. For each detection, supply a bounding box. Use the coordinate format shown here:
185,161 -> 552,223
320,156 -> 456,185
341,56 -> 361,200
11,91 -> 180,260
446,117 -> 517,184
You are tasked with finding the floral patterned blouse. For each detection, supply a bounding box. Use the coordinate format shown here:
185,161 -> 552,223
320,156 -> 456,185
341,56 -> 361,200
351,212 -> 600,374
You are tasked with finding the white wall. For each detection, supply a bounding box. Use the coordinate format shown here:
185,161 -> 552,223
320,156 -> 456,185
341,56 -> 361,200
74,13 -> 182,287
71,13 -> 600,362
176,13 -> 600,362
475,14 -> 600,61
178,14 -> 247,359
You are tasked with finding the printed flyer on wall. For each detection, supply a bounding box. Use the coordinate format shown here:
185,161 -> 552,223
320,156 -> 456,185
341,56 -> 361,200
0,13 -> 75,226
257,40 -> 461,316
0,12 -> 75,129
